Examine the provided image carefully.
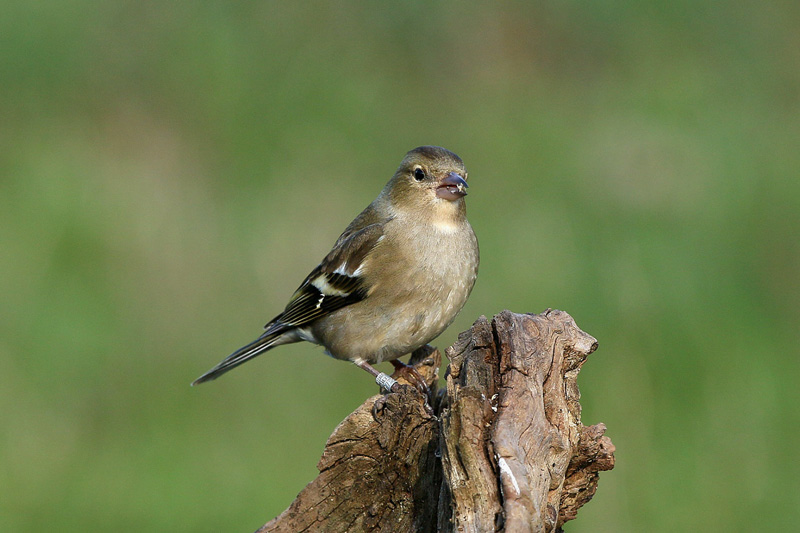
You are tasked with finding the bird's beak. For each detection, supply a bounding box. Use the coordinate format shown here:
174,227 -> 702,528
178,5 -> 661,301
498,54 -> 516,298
436,172 -> 469,201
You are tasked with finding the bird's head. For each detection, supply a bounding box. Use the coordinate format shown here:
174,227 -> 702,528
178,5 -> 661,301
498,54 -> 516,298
384,146 -> 469,218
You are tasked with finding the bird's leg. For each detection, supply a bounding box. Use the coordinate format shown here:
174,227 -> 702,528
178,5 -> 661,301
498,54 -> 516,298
354,359 -> 399,393
390,359 -> 431,398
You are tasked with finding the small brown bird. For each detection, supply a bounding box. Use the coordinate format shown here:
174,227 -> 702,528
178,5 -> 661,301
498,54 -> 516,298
193,146 -> 479,391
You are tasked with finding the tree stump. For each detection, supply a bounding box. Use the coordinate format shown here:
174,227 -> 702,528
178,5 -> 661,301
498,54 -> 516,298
258,310 -> 615,533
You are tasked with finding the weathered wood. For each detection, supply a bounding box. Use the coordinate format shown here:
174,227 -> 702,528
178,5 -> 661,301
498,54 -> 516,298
259,310 -> 615,532
258,346 -> 442,533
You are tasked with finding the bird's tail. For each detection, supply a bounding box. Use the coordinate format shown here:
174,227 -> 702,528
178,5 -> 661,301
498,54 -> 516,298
191,330 -> 286,386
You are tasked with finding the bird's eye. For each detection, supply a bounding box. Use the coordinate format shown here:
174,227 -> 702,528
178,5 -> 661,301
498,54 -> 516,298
413,168 -> 426,181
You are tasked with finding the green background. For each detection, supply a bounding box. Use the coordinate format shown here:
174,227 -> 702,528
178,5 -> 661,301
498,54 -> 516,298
2,2 -> 798,531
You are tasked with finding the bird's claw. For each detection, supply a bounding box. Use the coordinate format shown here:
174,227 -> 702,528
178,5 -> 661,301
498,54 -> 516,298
390,359 -> 431,399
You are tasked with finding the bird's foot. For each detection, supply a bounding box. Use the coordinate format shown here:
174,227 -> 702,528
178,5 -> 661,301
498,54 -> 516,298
390,359 -> 431,399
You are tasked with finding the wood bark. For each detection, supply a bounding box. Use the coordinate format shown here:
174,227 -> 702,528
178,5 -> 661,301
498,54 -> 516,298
258,310 -> 615,533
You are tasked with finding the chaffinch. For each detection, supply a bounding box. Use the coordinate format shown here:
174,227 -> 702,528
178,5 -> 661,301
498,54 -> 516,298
193,146 -> 479,391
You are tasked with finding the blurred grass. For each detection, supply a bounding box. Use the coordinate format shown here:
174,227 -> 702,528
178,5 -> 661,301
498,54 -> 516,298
1,1 -> 799,531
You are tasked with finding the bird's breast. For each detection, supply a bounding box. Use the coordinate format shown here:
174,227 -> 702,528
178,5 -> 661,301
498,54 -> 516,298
314,219 -> 478,364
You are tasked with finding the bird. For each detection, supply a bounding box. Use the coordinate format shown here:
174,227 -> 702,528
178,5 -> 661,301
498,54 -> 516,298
192,146 -> 479,392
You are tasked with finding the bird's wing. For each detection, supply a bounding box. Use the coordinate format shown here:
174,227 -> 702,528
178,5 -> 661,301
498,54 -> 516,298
192,217 -> 386,385
264,221 -> 385,333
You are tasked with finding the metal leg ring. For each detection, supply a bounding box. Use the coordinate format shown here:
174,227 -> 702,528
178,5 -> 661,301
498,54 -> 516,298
375,372 -> 398,392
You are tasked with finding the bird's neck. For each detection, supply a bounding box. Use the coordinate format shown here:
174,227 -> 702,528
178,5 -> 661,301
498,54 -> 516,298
386,196 -> 466,228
